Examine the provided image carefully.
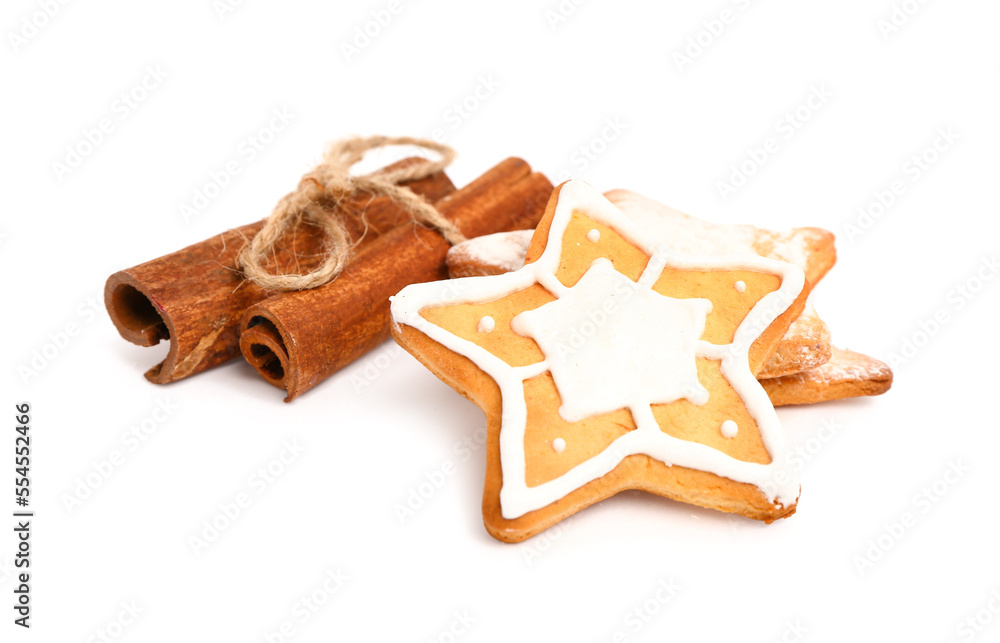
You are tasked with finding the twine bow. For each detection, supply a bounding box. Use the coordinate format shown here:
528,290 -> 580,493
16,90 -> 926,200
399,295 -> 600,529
237,135 -> 463,292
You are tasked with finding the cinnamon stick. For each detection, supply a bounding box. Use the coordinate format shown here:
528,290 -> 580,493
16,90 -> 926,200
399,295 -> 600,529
239,158 -> 554,401
104,158 -> 456,383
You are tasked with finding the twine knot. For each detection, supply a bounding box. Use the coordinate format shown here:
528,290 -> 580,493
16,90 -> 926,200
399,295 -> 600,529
238,135 -> 462,291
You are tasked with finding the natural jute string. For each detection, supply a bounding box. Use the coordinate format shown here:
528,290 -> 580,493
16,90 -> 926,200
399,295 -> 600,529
237,135 -> 463,292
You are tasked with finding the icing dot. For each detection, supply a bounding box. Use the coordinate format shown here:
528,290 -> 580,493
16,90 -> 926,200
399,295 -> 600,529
734,281 -> 746,293
586,229 -> 601,243
552,437 -> 566,453
477,316 -> 496,333
721,420 -> 739,439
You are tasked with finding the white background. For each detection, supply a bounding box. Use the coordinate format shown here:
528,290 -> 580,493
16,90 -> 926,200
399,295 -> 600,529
3,0 -> 1000,641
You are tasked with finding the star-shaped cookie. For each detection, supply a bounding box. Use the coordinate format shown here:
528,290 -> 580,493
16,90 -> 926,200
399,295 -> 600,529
391,181 -> 807,542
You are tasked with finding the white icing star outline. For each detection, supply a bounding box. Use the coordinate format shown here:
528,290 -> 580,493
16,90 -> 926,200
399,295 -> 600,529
391,181 -> 805,519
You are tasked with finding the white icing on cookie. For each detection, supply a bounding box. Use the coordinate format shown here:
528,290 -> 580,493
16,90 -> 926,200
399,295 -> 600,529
587,228 -> 600,243
390,180 -> 805,519
512,258 -> 711,422
477,316 -> 495,333
721,420 -> 738,438
552,438 -> 566,453
735,280 -> 746,293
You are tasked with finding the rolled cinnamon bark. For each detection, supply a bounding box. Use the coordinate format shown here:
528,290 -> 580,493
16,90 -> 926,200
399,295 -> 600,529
104,158 -> 456,383
239,158 -> 554,401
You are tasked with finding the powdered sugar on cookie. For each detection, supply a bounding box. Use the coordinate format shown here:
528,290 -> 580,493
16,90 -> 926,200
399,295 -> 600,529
447,229 -> 532,274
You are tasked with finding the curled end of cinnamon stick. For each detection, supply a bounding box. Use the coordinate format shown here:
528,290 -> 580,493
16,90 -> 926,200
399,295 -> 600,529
240,314 -> 296,401
105,277 -> 170,346
105,273 -> 180,383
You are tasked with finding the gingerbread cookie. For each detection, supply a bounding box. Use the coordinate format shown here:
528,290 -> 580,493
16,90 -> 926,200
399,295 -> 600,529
761,347 -> 893,407
392,181 -> 807,542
